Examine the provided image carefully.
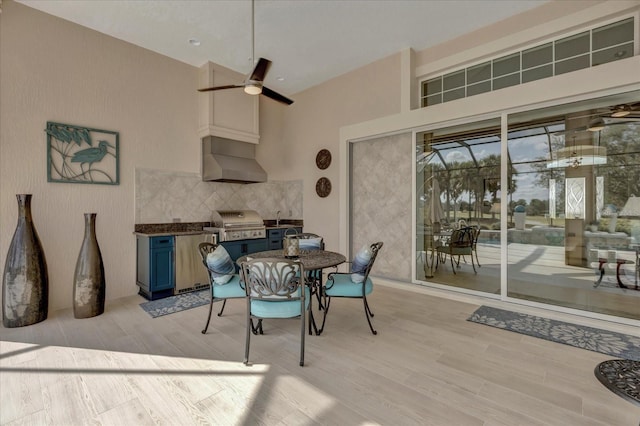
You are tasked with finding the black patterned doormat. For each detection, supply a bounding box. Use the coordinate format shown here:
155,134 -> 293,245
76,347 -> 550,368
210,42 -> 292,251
468,306 -> 640,361
594,359 -> 640,406
140,290 -> 209,318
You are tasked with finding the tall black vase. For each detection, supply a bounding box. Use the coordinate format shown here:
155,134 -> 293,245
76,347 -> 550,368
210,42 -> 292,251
73,213 -> 105,318
2,194 -> 49,327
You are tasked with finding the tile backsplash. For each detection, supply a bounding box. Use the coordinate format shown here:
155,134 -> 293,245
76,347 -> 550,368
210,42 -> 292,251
136,168 -> 302,224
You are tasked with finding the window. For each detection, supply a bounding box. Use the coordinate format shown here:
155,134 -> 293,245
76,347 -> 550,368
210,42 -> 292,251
421,17 -> 635,108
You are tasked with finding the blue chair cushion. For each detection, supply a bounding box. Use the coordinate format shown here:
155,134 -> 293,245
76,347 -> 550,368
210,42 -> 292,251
251,287 -> 310,318
299,237 -> 323,250
351,244 -> 372,283
206,245 -> 235,284
211,274 -> 245,299
326,273 -> 373,297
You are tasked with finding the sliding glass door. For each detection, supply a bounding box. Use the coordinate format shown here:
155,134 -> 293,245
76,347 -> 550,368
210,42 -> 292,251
506,91 -> 640,320
415,118 -> 503,295
416,89 -> 640,321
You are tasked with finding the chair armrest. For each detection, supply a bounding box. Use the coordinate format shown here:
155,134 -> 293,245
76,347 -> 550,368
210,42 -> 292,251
326,271 -> 352,288
334,260 -> 353,274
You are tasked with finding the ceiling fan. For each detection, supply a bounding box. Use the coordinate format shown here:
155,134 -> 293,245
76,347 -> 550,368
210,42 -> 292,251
597,102 -> 640,119
197,0 -> 293,105
553,101 -> 640,136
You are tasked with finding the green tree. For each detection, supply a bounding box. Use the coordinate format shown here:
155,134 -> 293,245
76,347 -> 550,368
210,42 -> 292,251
528,198 -> 548,216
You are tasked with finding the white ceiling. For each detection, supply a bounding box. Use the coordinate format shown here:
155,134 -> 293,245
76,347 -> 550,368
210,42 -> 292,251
17,0 -> 548,96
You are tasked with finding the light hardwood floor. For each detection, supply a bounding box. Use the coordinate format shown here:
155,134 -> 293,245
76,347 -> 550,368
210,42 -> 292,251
1,283 -> 639,425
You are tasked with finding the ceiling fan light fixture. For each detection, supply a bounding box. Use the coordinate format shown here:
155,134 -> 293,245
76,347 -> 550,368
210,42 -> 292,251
547,145 -> 607,169
244,82 -> 262,95
611,104 -> 631,118
587,117 -> 605,132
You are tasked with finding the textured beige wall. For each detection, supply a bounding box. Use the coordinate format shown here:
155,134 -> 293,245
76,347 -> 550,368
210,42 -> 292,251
0,1 -> 200,310
264,53 -> 402,252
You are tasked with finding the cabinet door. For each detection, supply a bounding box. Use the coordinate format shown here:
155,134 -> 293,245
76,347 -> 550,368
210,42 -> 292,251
150,246 -> 174,291
247,239 -> 268,254
268,229 -> 284,250
220,241 -> 245,262
267,228 -> 303,250
222,240 -> 268,258
221,241 -> 250,273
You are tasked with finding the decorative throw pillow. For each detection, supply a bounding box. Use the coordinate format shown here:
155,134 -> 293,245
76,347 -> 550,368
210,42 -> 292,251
351,244 -> 372,283
299,237 -> 323,250
206,245 -> 235,284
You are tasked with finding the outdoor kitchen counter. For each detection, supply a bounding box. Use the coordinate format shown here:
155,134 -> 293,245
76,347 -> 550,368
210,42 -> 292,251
132,220 -> 304,235
134,222 -> 210,236
263,220 -> 304,229
133,230 -> 206,236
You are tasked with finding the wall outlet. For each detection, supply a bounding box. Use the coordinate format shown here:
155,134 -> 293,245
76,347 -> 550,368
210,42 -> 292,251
289,210 -> 292,217
172,218 -> 181,223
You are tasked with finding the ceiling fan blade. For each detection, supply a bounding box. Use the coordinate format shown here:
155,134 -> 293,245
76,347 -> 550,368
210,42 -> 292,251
261,86 -> 294,105
249,58 -> 272,82
197,84 -> 244,92
607,117 -> 640,122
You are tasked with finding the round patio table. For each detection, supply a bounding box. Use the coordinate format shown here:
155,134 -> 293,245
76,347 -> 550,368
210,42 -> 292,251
237,249 -> 346,271
594,359 -> 640,407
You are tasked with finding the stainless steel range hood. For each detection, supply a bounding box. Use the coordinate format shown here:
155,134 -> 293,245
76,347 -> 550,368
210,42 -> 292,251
201,135 -> 267,183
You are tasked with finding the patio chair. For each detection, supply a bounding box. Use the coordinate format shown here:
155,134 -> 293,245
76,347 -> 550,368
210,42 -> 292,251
296,232 -> 326,307
317,242 -> 383,335
198,242 -> 246,334
240,258 -> 310,366
435,227 -> 476,274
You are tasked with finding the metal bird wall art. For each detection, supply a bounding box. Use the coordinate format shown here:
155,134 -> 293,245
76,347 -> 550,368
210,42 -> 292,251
71,140 -> 112,176
45,122 -> 120,185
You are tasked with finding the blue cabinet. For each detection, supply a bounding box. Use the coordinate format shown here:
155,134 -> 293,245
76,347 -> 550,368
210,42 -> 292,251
221,238 -> 269,271
267,227 -> 302,250
136,235 -> 175,300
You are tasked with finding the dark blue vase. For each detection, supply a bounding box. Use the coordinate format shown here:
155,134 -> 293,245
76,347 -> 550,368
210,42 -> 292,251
2,194 -> 49,327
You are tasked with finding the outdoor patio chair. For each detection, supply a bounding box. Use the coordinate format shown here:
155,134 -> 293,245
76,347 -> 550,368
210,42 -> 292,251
317,242 -> 383,335
296,232 -> 326,307
240,258 -> 310,366
435,227 -> 476,274
198,242 -> 246,334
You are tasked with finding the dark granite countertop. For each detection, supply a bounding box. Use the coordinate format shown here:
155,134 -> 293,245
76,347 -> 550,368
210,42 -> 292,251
133,230 -> 206,237
263,220 -> 303,229
134,222 -> 209,236
134,220 -> 303,235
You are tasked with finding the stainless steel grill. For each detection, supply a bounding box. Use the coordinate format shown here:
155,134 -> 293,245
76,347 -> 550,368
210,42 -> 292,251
204,209 -> 266,242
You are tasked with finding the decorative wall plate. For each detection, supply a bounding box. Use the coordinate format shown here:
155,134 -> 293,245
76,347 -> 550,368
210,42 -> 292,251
315,149 -> 332,170
316,177 -> 331,198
